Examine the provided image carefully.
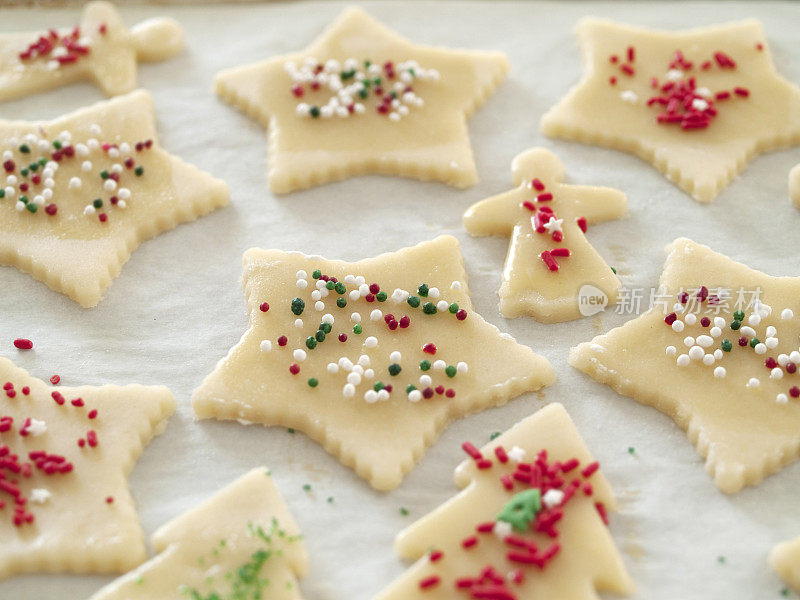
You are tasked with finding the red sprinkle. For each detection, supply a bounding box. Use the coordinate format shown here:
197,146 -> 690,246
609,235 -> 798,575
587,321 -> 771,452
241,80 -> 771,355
259,302 -> 270,312
422,343 -> 437,355
13,339 -> 33,351
50,375 -> 61,385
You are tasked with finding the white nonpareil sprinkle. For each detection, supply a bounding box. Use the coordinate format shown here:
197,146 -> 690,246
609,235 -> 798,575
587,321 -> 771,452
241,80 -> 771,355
30,488 -> 51,504
314,301 -> 324,311
296,279 -> 308,290
339,357 -> 354,371
260,340 -> 272,353
451,281 -> 462,290
296,270 -> 307,279
754,343 -> 767,355
419,374 -> 432,387
26,418 -> 47,437
746,378 -> 760,389
493,520 -> 513,539
507,446 -> 527,463
408,389 -> 422,402
782,308 -> 794,320
342,384 -> 355,398
683,336 -> 695,347
370,309 -> 382,321
350,312 -> 362,323
83,205 -> 96,215
68,177 -> 82,190
81,160 -> 92,172
778,354 -> 790,367
391,288 -> 409,303
364,368 -> 374,379
740,326 -> 756,337
765,337 -> 779,349
293,349 -> 307,362
710,326 -> 722,338
685,313 -> 697,326
327,362 -> 338,374
352,365 -> 364,376
118,188 -> 131,200
748,314 -> 761,327
358,355 -> 370,367
456,362 -> 468,374
322,313 -> 334,325
294,318 -> 303,328
666,345 -> 677,356
677,354 -> 690,367
689,346 -> 704,361
377,389 -> 390,402
702,353 -> 715,366
364,336 -> 378,349
542,489 -> 565,509
428,287 -> 440,299
791,351 -> 800,363
437,300 -> 449,312
347,372 -> 361,386
770,368 -> 784,380
390,351 -> 402,363
364,390 -> 378,404
777,394 -> 789,404
349,289 -> 360,301
433,360 -> 446,370
714,349 -> 723,360
316,279 -> 327,290
697,335 -> 714,348
672,321 -> 685,333
714,317 -> 726,328
766,326 -> 777,338
620,90 -> 638,103
714,366 -> 726,378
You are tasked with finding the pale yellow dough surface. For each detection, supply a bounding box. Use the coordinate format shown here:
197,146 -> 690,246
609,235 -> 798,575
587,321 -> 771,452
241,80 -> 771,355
191,235 -> 555,491
771,536 -> 800,593
790,163 -> 800,209
215,6 -> 508,193
541,18 -> 800,203
0,1 -> 183,102
0,89 -> 230,307
463,147 -> 626,322
0,357 -> 175,580
571,239 -> 800,494
374,403 -> 634,600
90,468 -> 308,600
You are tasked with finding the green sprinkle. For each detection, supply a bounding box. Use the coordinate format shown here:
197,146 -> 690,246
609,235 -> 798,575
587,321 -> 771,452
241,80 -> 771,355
20,195 -> 28,204
611,266 -> 617,274
497,489 -> 542,532
312,269 -> 322,279
334,282 -> 346,294
445,365 -> 457,378
303,484 -> 312,492
750,338 -> 760,348
20,168 -> 29,177
310,105 -> 321,118
291,297 -> 305,315
319,322 -> 332,334
721,339 -> 733,352
399,507 -> 409,516
25,202 -> 37,213
52,140 -> 62,150
376,291 -> 387,302
388,363 -> 402,376
19,144 -> 30,154
717,555 -> 726,564
305,336 -> 317,350
628,446 -> 636,455
419,360 -> 431,371
390,90 -> 398,99
781,588 -> 790,597
489,431 -> 501,441
308,378 -> 318,388
730,320 -> 741,330
100,169 -> 109,180
407,296 -> 421,308
373,381 -> 385,391
373,77 -> 382,86
422,302 -> 437,315
93,198 -> 103,209
37,157 -> 46,166
327,496 -> 334,504
734,310 -> 745,321
134,166 -> 144,176
336,297 -> 347,308
448,303 -> 459,314
406,384 -> 417,393
315,330 -> 326,342
358,88 -> 368,99
418,284 -> 429,297
28,162 -> 38,172
341,69 -> 356,80
353,324 -> 362,334
287,428 -> 295,434
364,60 -> 372,67
326,280 -> 335,290
0,189 -> 5,199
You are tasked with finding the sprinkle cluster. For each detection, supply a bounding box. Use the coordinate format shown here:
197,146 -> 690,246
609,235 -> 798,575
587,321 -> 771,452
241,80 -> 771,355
286,57 -> 439,122
2,124 -> 151,221
520,177 -> 587,273
608,44 -> 756,130
663,286 -> 799,403
258,269 -> 469,404
1,378 -> 102,527
17,24 -> 102,71
418,440 -> 607,597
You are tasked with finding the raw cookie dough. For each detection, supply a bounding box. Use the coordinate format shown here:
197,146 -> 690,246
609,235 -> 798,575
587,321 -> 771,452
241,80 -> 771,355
770,536 -> 800,593
0,89 -> 230,307
571,238 -> 800,494
0,356 -> 175,580
0,1 -> 183,102
374,403 -> 633,600
90,468 -> 308,600
215,6 -> 508,194
192,235 -> 555,491
541,18 -> 800,203
463,147 -> 626,323
790,163 -> 800,209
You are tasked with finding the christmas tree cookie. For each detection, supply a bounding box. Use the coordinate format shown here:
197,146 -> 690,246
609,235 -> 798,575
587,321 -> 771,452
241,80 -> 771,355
790,163 -> 800,209
541,19 -> 800,203
192,235 -> 555,491
463,148 -> 626,323
771,536 -> 800,593
0,356 -> 175,580
215,7 -> 509,194
0,1 -> 183,102
374,403 -> 633,599
0,89 -> 230,307
571,238 -> 800,494
90,468 -> 308,600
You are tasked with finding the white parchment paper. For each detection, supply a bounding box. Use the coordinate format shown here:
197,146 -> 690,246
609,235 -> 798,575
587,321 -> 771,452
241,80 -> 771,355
1,2 -> 800,598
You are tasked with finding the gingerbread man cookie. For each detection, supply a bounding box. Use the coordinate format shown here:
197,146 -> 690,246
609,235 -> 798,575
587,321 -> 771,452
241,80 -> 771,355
0,89 -> 230,307
463,148 -> 626,323
215,6 -> 509,193
0,1 -> 183,102
374,403 -> 633,599
91,468 -> 307,600
571,238 -> 800,494
542,19 -> 800,203
0,356 -> 175,580
192,235 -> 555,491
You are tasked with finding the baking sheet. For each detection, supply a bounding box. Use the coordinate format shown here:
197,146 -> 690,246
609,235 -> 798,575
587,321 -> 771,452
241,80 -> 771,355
1,1 -> 800,598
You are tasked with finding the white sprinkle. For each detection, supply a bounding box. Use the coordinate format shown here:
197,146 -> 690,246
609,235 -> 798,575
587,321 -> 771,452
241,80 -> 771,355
781,308 -> 794,320
352,365 -> 364,376
437,300 -> 449,312
770,367 -> 784,380
766,326 -> 777,338
754,343 -> 767,355
792,351 -> 800,363
30,489 -> 51,504
419,375 -> 432,387
25,418 -> 47,437
433,360 -> 446,370
296,279 -> 308,289
620,89 -> 638,103
351,312 -> 362,323
714,366 -> 726,378
294,318 -> 303,328
83,205 -> 96,215
666,345 -> 677,356
590,343 -> 604,352
710,327 -> 722,338
377,389 -> 390,402
89,124 -> 101,135
260,340 -> 272,353
68,177 -> 81,190
347,372 -> 361,386
391,288 -> 409,303
766,337 -> 779,349
296,270 -> 307,279
777,394 -> 789,404
683,336 -> 696,348
81,160 -> 92,172
390,351 -> 402,363
451,281 -> 462,290
714,349 -> 723,360
118,188 -> 131,200
322,313 -> 334,325
370,309 -> 382,321
408,390 -> 422,402
677,354 -> 690,367
493,521 -> 512,539
689,346 -> 704,361
358,355 -> 370,367
672,321 -> 685,333
748,314 -> 761,327
456,362 -> 468,374
339,357 -> 353,371
327,363 -> 338,374
714,317 -> 726,328
364,390 -> 379,403
685,314 -> 697,326
316,279 -> 327,290
364,336 -> 378,348
740,326 -> 756,337
428,287 -> 440,299
343,384 -> 355,398
697,335 -> 714,348
778,354 -> 790,367
293,349 -> 307,362
691,98 -> 709,111
702,353 -> 716,366
746,378 -> 760,389
507,446 -> 527,462
666,69 -> 684,82
364,368 -> 374,379
314,301 -> 324,311
542,489 -> 565,508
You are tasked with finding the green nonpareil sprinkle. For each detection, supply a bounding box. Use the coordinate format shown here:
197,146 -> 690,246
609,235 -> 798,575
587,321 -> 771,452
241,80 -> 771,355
326,280 -> 335,290
417,284 -> 429,297
337,297 -> 347,308
388,363 -> 401,376
93,198 -> 103,209
19,144 -> 30,153
406,384 -> 417,393
37,157 -> 46,166
628,446 -> 636,455
305,336 -> 317,349
373,381 -> 385,392
307,378 -> 318,388
0,189 -> 5,199
358,88 -> 368,99
750,338 -> 760,348
319,322 -> 332,334
315,330 -> 326,342
327,496 -> 334,504
100,169 -> 109,179
445,365 -> 457,378
407,296 -> 420,308
733,310 -> 745,321
28,162 -> 39,172
312,269 -> 322,279
334,282 -> 346,294
287,428 -> 295,434
52,140 -> 62,150
490,431 -> 501,441
448,303 -> 459,314
353,324 -> 362,334
291,297 -> 305,315
419,360 -> 431,371
309,106 -> 320,118
20,168 -> 29,177
135,166 -> 144,176
721,339 -> 732,352
303,484 -> 311,492
717,555 -> 726,564
376,291 -> 387,302
422,302 -> 437,315
399,507 -> 409,516
730,320 -> 741,331
26,202 -> 37,213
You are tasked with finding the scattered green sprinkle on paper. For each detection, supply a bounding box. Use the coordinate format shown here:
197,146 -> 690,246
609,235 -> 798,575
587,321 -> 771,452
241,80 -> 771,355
490,431 -> 501,441
302,483 -> 311,492
717,555 -> 726,564
399,507 -> 409,516
627,446 -> 635,455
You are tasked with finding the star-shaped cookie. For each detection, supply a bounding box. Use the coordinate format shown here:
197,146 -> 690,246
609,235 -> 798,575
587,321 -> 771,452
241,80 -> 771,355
463,147 -> 626,323
0,356 -> 175,580
790,163 -> 800,209
541,18 -> 800,203
374,403 -> 634,599
0,1 -> 183,102
215,6 -> 509,194
771,536 -> 800,593
0,89 -> 230,307
571,238 -> 800,494
192,235 -> 555,491
90,468 -> 308,600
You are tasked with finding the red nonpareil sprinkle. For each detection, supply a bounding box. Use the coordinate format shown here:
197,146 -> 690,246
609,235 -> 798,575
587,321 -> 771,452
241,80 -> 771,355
501,474 -> 514,490
609,54 -> 619,64
786,363 -> 797,374
765,357 -> 778,370
106,496 -> 114,503
739,336 -> 749,347
338,333 -> 347,342
45,203 -> 58,216
434,384 -> 444,395
98,213 -> 108,223
259,302 -> 270,312
700,317 -> 711,327
422,343 -> 437,355
697,286 -> 709,302
88,409 -> 98,419
756,42 -> 763,51
13,339 -> 33,350
422,387 -> 434,399
418,575 -> 440,590
289,363 -> 300,375
576,216 -> 588,233
456,309 -> 467,321
291,84 -> 304,98
462,441 -> 483,461
369,283 -> 380,294
399,315 -> 410,328
99,22 -> 107,35
445,388 -> 455,398
277,336 -> 288,347
609,76 -> 617,86
790,387 -> 800,399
